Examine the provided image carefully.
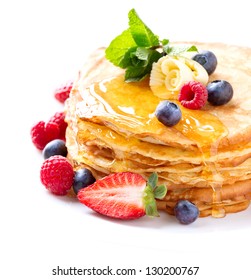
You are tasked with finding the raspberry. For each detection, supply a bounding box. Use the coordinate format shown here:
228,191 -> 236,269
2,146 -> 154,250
40,155 -> 74,195
54,81 -> 73,103
31,121 -> 59,150
178,81 -> 208,110
49,112 -> 67,140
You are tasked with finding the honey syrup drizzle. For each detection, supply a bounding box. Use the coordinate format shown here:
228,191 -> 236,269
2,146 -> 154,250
200,141 -> 226,218
78,75 -> 229,217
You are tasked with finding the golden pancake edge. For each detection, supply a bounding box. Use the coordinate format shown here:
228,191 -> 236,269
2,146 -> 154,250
65,42 -> 251,218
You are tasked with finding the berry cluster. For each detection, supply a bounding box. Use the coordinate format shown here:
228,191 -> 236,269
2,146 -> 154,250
155,50 -> 233,127
31,82 -> 96,196
31,81 -> 199,224
31,80 -> 72,150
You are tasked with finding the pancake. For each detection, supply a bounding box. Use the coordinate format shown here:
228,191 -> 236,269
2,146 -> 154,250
67,121 -> 251,185
66,123 -> 251,217
78,121 -> 251,167
74,43 -> 251,151
65,42 -> 251,217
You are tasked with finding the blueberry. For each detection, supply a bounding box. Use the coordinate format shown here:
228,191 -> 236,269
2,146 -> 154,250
73,168 -> 96,194
207,80 -> 233,106
192,50 -> 217,75
42,139 -> 67,159
174,200 -> 199,224
155,101 -> 182,127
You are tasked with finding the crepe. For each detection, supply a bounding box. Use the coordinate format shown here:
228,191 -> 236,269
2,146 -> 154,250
65,42 -> 251,217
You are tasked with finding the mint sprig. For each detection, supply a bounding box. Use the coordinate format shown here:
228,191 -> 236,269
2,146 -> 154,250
128,9 -> 159,47
105,9 -> 198,82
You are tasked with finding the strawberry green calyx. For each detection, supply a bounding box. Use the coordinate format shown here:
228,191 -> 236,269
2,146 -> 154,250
143,173 -> 167,218
143,185 -> 159,217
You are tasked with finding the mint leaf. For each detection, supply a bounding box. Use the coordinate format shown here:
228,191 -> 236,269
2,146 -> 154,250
187,45 -> 198,52
154,185 -> 167,199
125,49 -> 162,82
135,47 -> 151,60
128,9 -> 159,47
130,55 -> 148,68
167,45 -> 198,56
130,48 -> 150,67
105,9 -> 198,83
105,29 -> 137,68
162,41 -> 171,54
125,66 -> 148,82
161,39 -> 169,45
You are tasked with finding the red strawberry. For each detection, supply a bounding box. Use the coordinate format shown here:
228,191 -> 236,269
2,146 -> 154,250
77,172 -> 167,220
178,81 -> 208,110
54,81 -> 73,103
31,121 -> 59,150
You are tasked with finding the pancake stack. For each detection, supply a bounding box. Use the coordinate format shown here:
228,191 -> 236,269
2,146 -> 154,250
65,42 -> 251,217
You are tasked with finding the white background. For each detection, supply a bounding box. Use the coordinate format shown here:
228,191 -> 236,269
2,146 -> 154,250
1,0 -> 251,279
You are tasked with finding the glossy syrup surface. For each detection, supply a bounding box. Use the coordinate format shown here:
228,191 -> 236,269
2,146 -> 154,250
78,74 -> 229,217
79,75 -> 228,148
